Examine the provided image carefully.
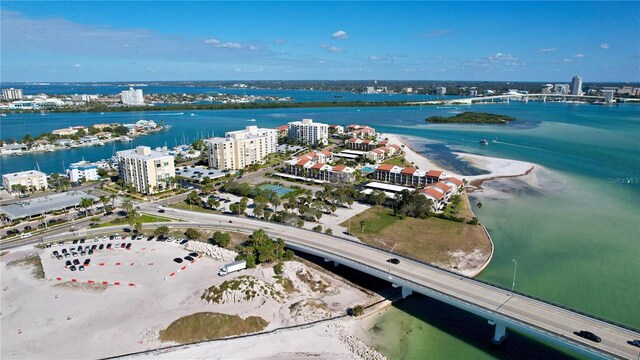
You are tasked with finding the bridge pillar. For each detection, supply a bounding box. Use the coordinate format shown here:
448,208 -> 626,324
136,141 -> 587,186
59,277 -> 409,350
401,287 -> 413,299
488,320 -> 508,344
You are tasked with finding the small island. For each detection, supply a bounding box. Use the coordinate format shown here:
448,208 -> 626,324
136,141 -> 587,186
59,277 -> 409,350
426,111 -> 516,124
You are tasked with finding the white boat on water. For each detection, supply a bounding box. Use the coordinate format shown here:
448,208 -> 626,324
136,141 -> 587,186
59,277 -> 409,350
94,141 -> 105,146
0,113 -> 7,117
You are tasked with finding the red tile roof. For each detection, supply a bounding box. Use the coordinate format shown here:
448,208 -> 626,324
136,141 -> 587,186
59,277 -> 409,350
401,167 -> 417,175
276,125 -> 289,131
311,163 -> 325,170
320,150 -> 332,156
347,138 -> 358,143
304,152 -> 318,158
426,170 -> 443,178
379,140 -> 388,145
420,188 -> 444,200
333,165 -> 346,172
377,164 -> 395,172
389,144 -> 402,150
444,177 -> 464,186
363,139 -> 372,144
433,182 -> 452,192
295,159 -> 310,166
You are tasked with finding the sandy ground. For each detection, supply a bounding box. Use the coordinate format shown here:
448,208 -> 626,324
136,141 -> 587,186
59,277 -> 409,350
0,235 -> 375,359
384,133 -> 535,182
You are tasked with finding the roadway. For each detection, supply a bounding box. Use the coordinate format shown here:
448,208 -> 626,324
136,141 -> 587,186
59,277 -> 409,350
130,204 -> 639,360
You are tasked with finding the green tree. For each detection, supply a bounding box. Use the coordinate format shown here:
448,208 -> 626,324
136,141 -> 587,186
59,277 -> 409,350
269,194 -> 281,211
184,228 -> 202,240
212,231 -> 231,247
253,203 -> 265,219
359,220 -> 366,233
239,197 -> 249,214
324,228 -> 333,235
263,209 -> 273,221
99,195 -> 109,212
312,225 -> 323,232
186,191 -> 201,206
79,197 -> 94,215
121,198 -> 134,215
206,197 -> 220,209
154,225 -> 170,236
229,202 -> 241,215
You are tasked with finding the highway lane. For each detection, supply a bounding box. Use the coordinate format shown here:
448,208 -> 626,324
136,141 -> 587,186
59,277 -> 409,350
135,206 -> 639,359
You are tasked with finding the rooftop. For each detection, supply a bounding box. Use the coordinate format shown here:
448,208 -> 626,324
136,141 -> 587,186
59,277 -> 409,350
117,146 -> 172,160
1,191 -> 98,220
365,181 -> 414,193
2,170 -> 46,180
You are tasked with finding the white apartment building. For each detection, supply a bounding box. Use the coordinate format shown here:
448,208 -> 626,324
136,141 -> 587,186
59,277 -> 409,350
68,161 -> 99,183
287,119 -> 329,146
205,126 -> 278,170
2,88 -> 23,100
2,170 -> 47,192
554,84 -> 570,95
436,86 -> 447,95
571,76 -> 583,96
120,87 -> 144,105
117,146 -> 175,194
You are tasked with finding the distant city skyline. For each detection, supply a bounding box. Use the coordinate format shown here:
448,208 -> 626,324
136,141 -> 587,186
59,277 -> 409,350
1,1 -> 638,82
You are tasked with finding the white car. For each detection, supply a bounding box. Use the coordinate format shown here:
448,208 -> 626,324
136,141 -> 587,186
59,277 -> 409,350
19,232 -> 32,239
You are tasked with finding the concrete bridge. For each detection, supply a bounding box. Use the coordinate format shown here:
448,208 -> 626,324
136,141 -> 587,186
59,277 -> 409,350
37,206 -> 640,359
409,93 -> 605,105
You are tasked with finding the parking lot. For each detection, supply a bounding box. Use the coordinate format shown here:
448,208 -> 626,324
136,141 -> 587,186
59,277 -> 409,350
41,234 -> 206,286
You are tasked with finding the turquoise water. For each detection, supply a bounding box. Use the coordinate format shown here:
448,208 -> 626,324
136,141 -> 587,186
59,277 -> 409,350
1,102 -> 639,358
257,184 -> 294,197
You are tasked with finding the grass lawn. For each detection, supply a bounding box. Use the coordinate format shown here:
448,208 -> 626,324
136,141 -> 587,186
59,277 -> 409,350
159,312 -> 268,343
99,214 -> 173,227
340,205 -> 490,265
382,156 -> 410,167
169,201 -> 222,214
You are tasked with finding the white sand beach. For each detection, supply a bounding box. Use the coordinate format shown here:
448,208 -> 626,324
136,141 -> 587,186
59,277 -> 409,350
384,133 -> 536,182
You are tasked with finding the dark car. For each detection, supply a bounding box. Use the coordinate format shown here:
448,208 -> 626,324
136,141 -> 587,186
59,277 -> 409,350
179,239 -> 188,245
184,256 -> 194,262
126,243 -> 132,249
628,340 -> 640,348
147,236 -> 154,241
73,239 -> 78,244
121,242 -> 126,248
69,265 -> 77,271
574,331 -> 601,343
65,260 -> 72,267
24,225 -> 32,231
88,250 -> 94,255
173,258 -> 184,264
73,259 -> 80,265
79,265 -> 85,271
79,239 -> 85,244
387,258 -> 400,265
98,244 -> 104,250
158,209 -> 166,213
106,243 -> 112,249
52,251 -> 59,256
83,259 -> 91,266
189,252 -> 198,257
91,245 -> 97,250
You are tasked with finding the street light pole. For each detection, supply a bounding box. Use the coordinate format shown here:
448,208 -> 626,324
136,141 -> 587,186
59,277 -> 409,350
511,259 -> 517,292
388,243 -> 398,279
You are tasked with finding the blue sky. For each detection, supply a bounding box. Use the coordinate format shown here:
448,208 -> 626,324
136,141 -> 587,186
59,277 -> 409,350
1,1 -> 638,82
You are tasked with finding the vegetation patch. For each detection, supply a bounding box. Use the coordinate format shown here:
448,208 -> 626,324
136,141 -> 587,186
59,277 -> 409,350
296,269 -> 330,293
426,111 -> 516,124
159,312 -> 268,343
6,254 -> 45,279
52,281 -> 108,293
382,156 -> 410,167
0,251 -> 8,257
201,276 -> 284,303
341,205 -> 490,264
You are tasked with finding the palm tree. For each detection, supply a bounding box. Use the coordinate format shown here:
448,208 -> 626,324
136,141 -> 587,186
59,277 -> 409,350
99,195 -> 109,212
270,196 -> 281,211
79,197 -> 94,216
109,194 -> 117,210
359,220 -> 366,234
121,198 -> 134,215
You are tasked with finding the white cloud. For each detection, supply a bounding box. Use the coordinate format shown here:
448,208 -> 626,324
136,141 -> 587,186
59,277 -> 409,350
204,38 -> 220,45
487,53 -> 516,61
573,54 -> 585,58
320,44 -> 343,53
273,39 -> 287,45
600,43 -> 610,49
332,30 -> 348,39
539,48 -> 557,52
562,58 -> 573,63
221,42 -> 243,49
73,63 -> 82,68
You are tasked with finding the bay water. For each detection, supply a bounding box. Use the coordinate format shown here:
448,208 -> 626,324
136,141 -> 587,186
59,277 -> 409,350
1,101 -> 638,358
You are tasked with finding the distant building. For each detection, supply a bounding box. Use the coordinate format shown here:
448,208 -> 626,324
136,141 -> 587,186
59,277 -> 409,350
52,126 -> 88,136
328,124 -> 344,135
436,86 -> 447,95
617,86 -> 640,96
120,87 -> 144,105
68,161 -> 99,183
2,170 -> 47,192
2,88 -> 23,100
276,125 -> 289,138
205,126 -> 278,170
404,87 -> 413,94
571,76 -> 583,95
287,119 -> 329,146
554,84 -> 570,95
541,84 -> 553,94
366,86 -> 375,94
117,146 -> 175,194
602,90 -> 616,103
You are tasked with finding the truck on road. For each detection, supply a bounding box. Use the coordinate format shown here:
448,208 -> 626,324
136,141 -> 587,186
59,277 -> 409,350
218,260 -> 247,276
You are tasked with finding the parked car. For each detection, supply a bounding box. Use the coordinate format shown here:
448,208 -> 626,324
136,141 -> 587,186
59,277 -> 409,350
65,260 -> 72,267
73,259 -> 80,265
574,331 -> 601,343
387,258 -> 400,265
83,259 -> 91,266
173,258 -> 184,264
78,265 -> 85,271
158,209 -> 166,213
184,256 -> 194,262
98,244 -> 104,250
106,243 -> 112,249
189,252 -> 198,257
627,339 -> 640,348
69,265 -> 77,271
52,251 -> 59,256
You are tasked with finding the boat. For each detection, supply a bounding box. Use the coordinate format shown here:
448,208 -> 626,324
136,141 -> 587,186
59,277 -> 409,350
190,113 -> 196,116
480,139 -> 489,145
94,142 -> 105,146
0,113 -> 7,117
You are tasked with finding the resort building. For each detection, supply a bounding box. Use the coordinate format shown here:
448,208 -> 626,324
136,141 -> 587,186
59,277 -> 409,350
68,161 -> 99,183
205,126 -> 278,171
373,165 -> 445,187
329,124 -> 344,135
116,146 -> 175,194
418,188 -> 446,211
2,170 -> 48,193
120,87 -> 144,105
346,124 -> 376,138
283,159 -> 356,183
2,88 -> 23,100
287,119 -> 329,146
276,125 -> 289,138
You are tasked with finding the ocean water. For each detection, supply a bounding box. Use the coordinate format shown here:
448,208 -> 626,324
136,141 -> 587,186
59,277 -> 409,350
1,101 -> 639,359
